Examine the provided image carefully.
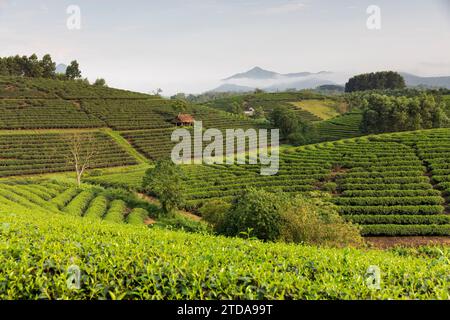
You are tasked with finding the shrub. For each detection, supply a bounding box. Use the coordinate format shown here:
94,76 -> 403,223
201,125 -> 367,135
88,169 -> 103,177
322,182 -> 337,193
198,200 -> 231,232
279,195 -> 363,247
220,188 -> 285,241
154,214 -> 211,234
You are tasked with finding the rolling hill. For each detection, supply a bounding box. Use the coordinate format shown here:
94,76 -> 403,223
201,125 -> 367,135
1,75 -> 450,300
0,76 -> 449,238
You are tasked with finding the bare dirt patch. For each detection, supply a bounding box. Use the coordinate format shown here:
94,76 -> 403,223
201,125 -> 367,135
366,236 -> 450,249
144,217 -> 156,225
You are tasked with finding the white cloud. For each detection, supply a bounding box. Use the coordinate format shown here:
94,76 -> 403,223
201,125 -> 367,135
255,1 -> 306,15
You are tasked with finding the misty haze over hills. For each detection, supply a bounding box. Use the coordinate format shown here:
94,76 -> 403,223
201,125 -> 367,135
209,67 -> 450,93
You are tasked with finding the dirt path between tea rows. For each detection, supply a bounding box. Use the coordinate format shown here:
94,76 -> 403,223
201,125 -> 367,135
366,236 -> 450,249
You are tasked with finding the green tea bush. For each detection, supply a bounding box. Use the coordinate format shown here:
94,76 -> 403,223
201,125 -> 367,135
1,208 -> 449,300
84,195 -> 108,220
126,208 -> 148,225
103,200 -> 126,223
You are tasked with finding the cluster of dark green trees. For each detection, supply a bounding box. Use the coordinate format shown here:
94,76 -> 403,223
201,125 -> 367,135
0,54 -> 82,80
268,106 -> 317,145
345,71 -> 406,92
360,93 -> 448,133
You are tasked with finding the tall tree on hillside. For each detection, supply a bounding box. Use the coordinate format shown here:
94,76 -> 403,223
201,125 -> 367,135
66,60 -> 82,80
142,160 -> 185,217
65,133 -> 98,186
40,54 -> 56,78
269,106 -> 300,138
25,54 -> 43,78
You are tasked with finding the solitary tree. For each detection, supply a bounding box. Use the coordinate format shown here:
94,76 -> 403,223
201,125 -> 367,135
66,60 -> 82,80
142,160 -> 185,216
93,78 -> 107,87
153,88 -> 163,96
40,54 -> 56,78
65,133 -> 98,186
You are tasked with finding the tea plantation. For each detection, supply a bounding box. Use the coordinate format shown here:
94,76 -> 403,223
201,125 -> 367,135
0,131 -> 138,177
89,129 -> 450,236
1,204 -> 449,299
0,76 -> 449,300
0,180 -> 150,225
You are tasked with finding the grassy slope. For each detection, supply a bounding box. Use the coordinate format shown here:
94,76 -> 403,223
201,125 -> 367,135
102,129 -> 150,164
290,99 -> 340,120
1,207 -> 449,299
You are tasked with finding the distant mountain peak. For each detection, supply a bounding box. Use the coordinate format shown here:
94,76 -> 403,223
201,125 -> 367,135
223,67 -> 333,81
55,63 -> 67,74
223,67 -> 279,81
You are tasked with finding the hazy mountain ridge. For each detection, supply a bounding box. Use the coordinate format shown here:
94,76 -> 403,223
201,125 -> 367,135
210,67 -> 450,93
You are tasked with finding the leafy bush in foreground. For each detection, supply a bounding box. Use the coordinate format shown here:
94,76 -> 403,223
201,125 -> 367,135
279,194 -> 363,247
1,209 -> 449,300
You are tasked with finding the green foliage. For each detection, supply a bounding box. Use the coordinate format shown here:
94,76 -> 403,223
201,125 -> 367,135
360,93 -> 448,134
142,160 -> 185,216
269,106 -> 301,138
65,60 -> 82,80
322,182 -> 337,193
345,71 -> 405,92
154,214 -> 211,233
0,132 -> 137,177
220,188 -> 285,241
126,208 -> 148,225
2,208 -> 450,299
279,194 -> 363,247
103,199 -> 126,223
84,195 -> 108,220
198,200 -> 231,232
0,76 -> 149,99
62,189 -> 97,216
174,129 -> 450,236
227,101 -> 244,114
0,54 -> 55,78
93,78 -> 106,87
50,187 -> 81,209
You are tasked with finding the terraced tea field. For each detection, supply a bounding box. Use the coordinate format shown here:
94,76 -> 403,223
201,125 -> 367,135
0,99 -> 104,129
180,129 -> 450,236
87,129 -> 450,236
0,131 -> 138,177
121,124 -> 267,161
0,180 -> 150,225
204,92 -> 328,122
314,111 -> 363,141
0,76 -> 148,99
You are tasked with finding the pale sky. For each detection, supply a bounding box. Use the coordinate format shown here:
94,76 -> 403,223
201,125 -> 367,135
0,0 -> 449,94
